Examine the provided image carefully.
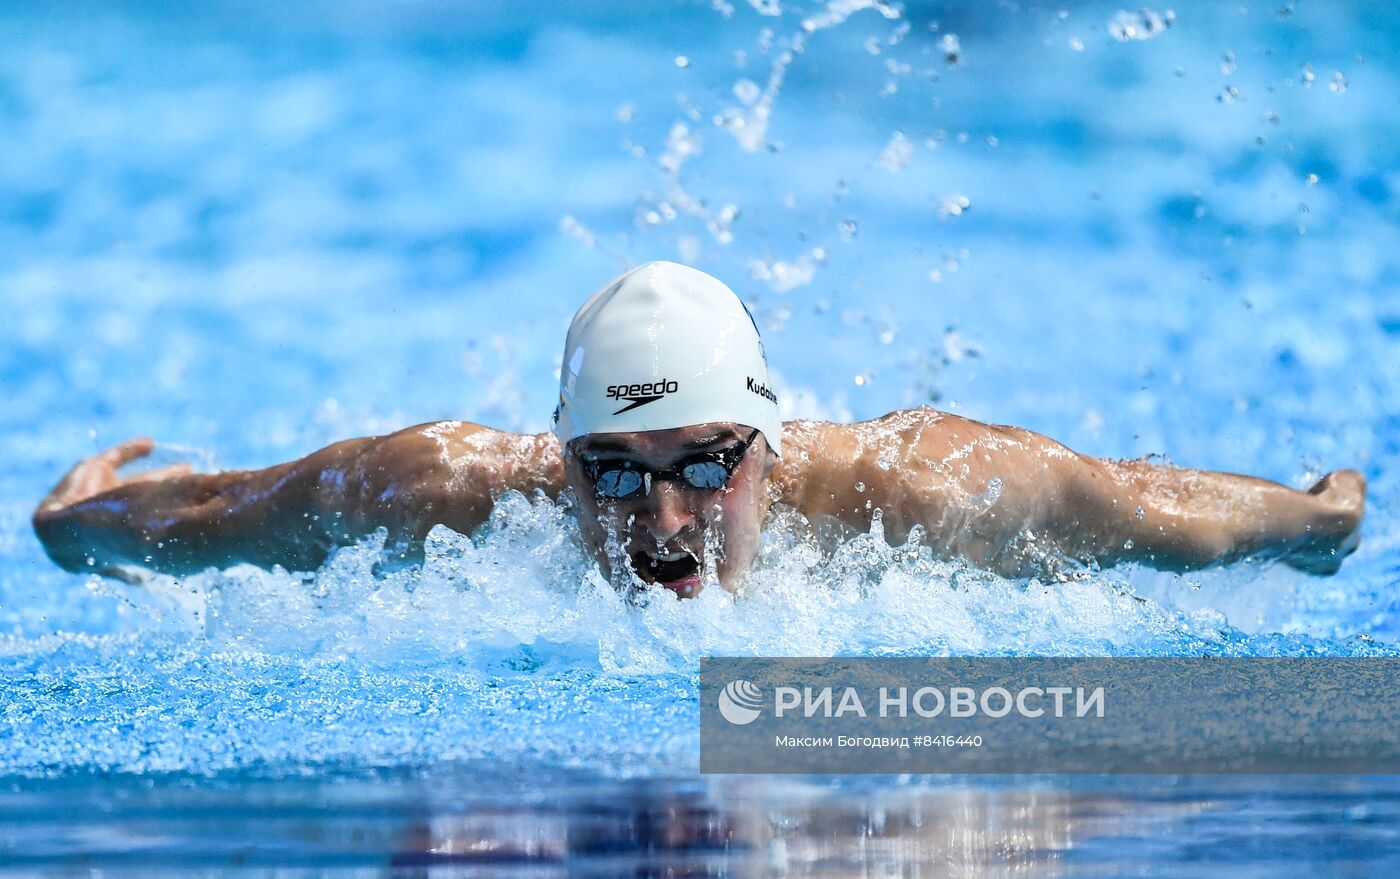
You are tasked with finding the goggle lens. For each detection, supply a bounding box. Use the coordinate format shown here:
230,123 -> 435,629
595,469 -> 643,498
680,460 -> 730,490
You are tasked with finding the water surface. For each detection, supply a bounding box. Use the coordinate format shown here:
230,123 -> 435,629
1,0 -> 1398,873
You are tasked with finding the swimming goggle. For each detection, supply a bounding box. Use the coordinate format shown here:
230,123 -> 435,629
581,429 -> 761,500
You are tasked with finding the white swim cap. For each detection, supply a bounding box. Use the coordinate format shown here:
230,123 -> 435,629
553,261 -> 782,457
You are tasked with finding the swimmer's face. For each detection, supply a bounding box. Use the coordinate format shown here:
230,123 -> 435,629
564,423 -> 774,598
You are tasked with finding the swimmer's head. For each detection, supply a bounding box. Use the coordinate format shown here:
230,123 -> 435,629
553,261 -> 782,457
554,262 -> 782,597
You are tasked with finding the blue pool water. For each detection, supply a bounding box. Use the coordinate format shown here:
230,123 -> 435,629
2,0 -> 1399,873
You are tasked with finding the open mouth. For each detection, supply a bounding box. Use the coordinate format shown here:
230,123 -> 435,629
631,548 -> 703,595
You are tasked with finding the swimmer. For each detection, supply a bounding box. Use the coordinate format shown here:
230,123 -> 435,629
33,261 -> 1366,596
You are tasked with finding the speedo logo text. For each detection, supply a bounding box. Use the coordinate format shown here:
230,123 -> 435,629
607,379 -> 679,414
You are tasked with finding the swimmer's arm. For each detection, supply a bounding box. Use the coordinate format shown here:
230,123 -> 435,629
32,424 -> 565,579
881,414 -> 1366,576
1054,454 -> 1366,576
791,410 -> 1366,578
31,436 -> 381,577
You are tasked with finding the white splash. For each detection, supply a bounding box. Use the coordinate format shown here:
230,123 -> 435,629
127,489 -> 1243,674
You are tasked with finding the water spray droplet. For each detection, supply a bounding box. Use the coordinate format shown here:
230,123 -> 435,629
940,33 -> 961,66
1108,8 -> 1175,41
732,78 -> 760,104
876,131 -> 912,171
940,194 -> 971,217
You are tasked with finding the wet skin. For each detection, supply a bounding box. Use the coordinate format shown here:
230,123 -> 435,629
33,408 -> 1367,592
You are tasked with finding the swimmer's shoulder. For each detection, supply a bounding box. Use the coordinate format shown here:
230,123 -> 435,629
339,422 -> 564,535
777,407 -> 961,464
772,407 -> 956,505
772,407 -> 982,530
374,421 -> 565,500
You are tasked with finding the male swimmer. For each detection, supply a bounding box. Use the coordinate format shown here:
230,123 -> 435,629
33,261 -> 1365,596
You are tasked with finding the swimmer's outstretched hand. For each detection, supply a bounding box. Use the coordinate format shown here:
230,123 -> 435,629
32,437 -> 199,579
34,437 -> 193,517
1281,469 -> 1367,575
